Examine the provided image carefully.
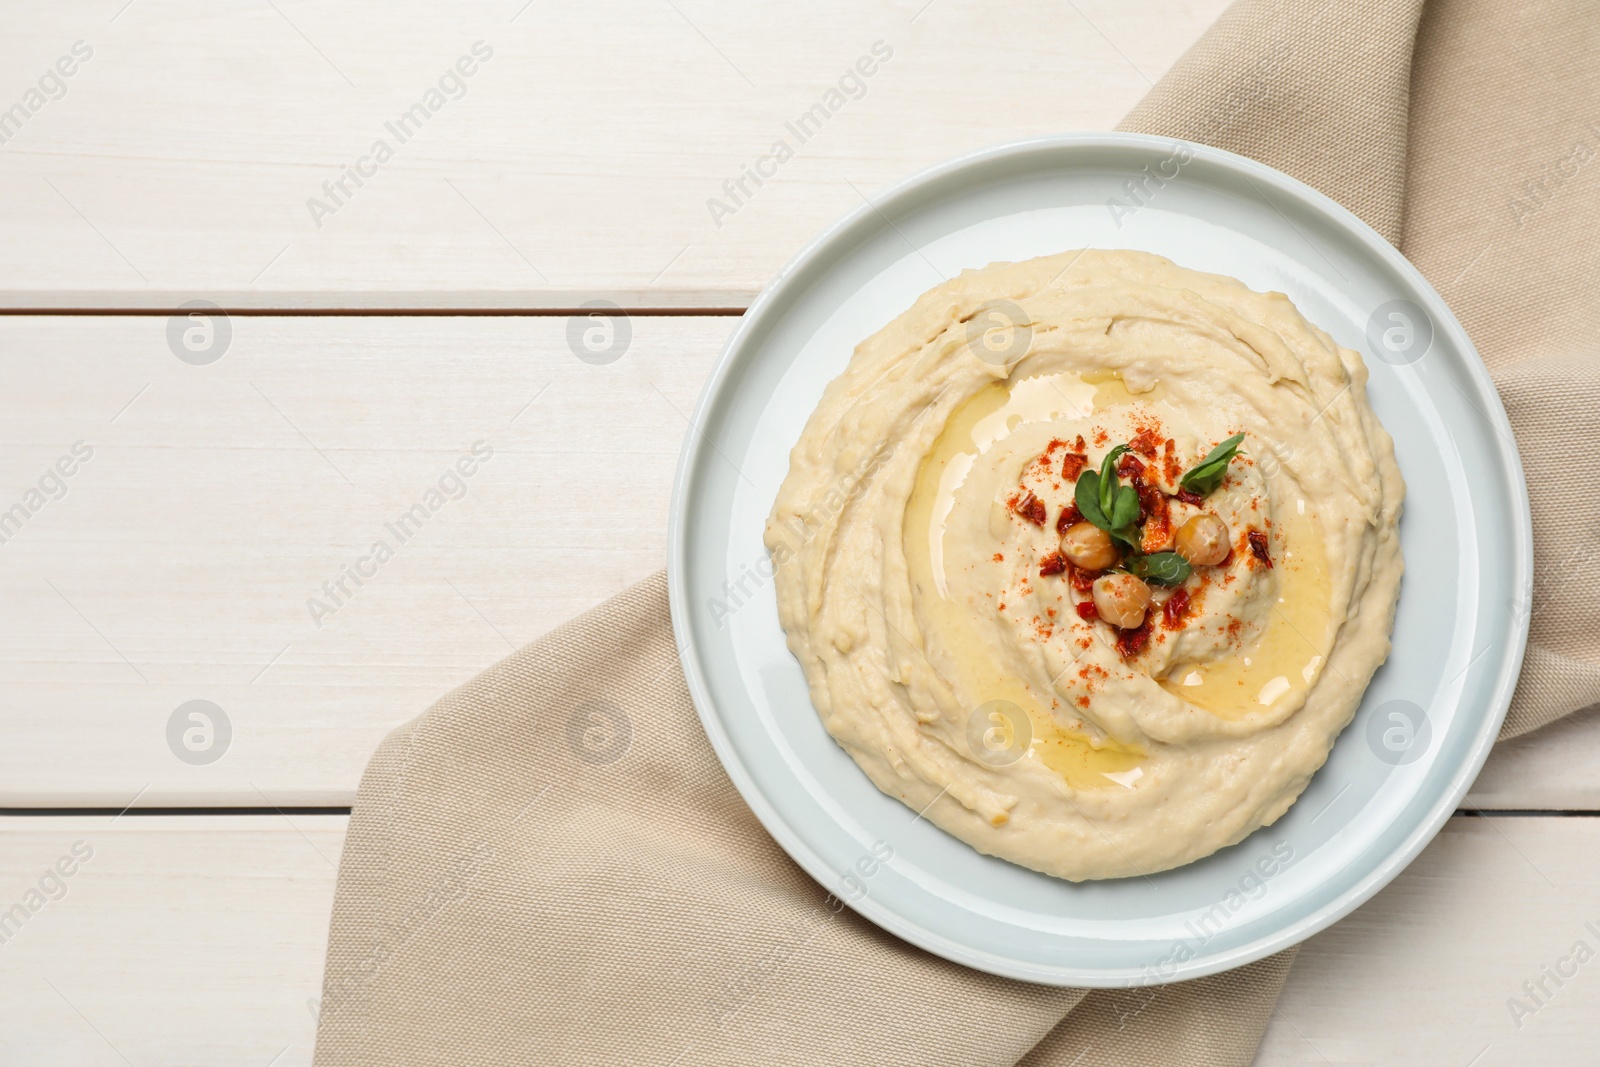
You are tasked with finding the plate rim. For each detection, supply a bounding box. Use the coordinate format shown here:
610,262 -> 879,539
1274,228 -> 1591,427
666,130 -> 1533,986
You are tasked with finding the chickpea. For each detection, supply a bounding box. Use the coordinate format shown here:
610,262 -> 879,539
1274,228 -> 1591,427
1091,572 -> 1151,629
1060,521 -> 1119,571
1174,514 -> 1230,567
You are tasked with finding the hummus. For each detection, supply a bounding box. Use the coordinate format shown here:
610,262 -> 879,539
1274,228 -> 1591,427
765,249 -> 1404,881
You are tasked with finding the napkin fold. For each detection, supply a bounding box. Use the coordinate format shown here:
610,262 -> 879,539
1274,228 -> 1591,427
316,0 -> 1600,1062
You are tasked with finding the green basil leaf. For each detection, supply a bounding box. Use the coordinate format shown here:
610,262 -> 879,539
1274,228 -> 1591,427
1128,551 -> 1193,586
1075,445 -> 1144,551
1097,445 -> 1128,518
1074,470 -> 1107,529
1110,484 -> 1140,533
1179,433 -> 1245,496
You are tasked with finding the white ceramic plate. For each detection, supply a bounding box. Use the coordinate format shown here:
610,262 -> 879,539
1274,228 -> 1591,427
666,133 -> 1531,986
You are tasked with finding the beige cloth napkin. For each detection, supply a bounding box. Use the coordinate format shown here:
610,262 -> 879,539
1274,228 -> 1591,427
314,1 -> 1600,1063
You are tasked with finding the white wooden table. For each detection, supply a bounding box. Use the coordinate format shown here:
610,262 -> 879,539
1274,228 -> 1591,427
2,2 -> 1596,1063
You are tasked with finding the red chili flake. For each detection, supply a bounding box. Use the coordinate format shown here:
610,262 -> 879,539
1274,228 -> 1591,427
1162,439 -> 1183,484
1116,452 -> 1145,480
1129,428 -> 1161,457
1009,491 -> 1046,526
1175,488 -> 1204,507
1056,502 -> 1082,533
1142,515 -> 1171,553
1115,621 -> 1152,659
1061,452 -> 1088,481
992,553 -> 1004,563
1248,530 -> 1273,568
1074,601 -> 1100,622
1038,551 -> 1068,577
1074,434 -> 1087,451
1137,480 -> 1171,551
1069,566 -> 1098,593
1093,428 -> 1109,446
1162,588 -> 1191,629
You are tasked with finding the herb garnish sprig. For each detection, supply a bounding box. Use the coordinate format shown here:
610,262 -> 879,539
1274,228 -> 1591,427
1074,445 -> 1141,553
1072,443 -> 1193,587
1127,550 -> 1191,586
1178,433 -> 1245,496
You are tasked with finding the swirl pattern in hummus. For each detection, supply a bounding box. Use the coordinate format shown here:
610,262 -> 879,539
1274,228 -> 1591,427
765,250 -> 1404,881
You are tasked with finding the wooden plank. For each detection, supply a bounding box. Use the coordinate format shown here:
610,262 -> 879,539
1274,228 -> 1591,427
1258,816 -> 1600,1065
0,815 -> 344,1066
1466,707 -> 1600,812
0,0 -> 1230,309
0,312 -> 1592,807
0,314 -> 728,805
1,815 -> 1596,1063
